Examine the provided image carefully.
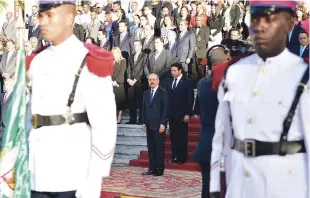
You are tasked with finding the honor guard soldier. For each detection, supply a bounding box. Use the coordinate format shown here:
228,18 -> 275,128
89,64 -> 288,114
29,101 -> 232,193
26,1 -> 117,198
209,1 -> 309,198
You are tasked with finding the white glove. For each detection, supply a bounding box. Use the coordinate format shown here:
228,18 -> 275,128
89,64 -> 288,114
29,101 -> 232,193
75,178 -> 102,198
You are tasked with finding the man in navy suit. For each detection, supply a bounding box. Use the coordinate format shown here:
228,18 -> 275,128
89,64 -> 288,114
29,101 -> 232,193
291,31 -> 309,58
0,78 -> 14,150
166,63 -> 194,164
287,23 -> 305,50
28,15 -> 43,48
113,20 -> 134,61
142,73 -> 168,176
193,77 -> 219,198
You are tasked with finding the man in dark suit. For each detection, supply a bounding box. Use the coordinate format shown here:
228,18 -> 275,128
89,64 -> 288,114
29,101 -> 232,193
142,73 -> 168,176
113,20 -> 134,61
174,20 -> 196,76
154,5 -> 170,34
0,78 -> 14,150
141,24 -> 155,55
287,23 -> 305,50
291,31 -> 309,58
0,40 -> 17,80
127,40 -> 148,124
193,77 -> 219,198
166,63 -> 194,164
193,46 -> 230,198
73,22 -> 85,41
144,37 -> 172,87
192,15 -> 210,83
164,30 -> 177,60
28,15 -> 43,49
97,30 -> 112,51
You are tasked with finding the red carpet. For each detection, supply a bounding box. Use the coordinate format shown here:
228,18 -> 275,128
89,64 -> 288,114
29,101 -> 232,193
101,191 -> 122,198
129,118 -> 201,171
101,166 -> 201,198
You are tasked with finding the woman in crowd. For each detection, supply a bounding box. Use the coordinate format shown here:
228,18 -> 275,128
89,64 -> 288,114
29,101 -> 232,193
161,16 -> 176,44
295,4 -> 309,33
111,47 -> 126,124
196,3 -> 208,25
105,12 -> 114,42
176,6 -> 191,29
296,4 -> 308,24
207,4 -> 223,49
130,15 -> 141,39
85,37 -> 96,44
136,15 -> 148,40
189,2 -> 198,28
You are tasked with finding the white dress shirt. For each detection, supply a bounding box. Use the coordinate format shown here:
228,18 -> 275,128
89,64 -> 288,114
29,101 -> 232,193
80,13 -> 91,30
299,44 -> 308,57
28,35 -> 117,196
172,74 -> 183,88
168,41 -> 175,50
155,48 -> 163,60
147,14 -> 156,27
150,85 -> 159,98
6,50 -> 13,65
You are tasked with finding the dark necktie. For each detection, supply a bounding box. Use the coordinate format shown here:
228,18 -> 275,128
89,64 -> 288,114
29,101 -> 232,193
172,78 -> 177,90
150,89 -> 154,102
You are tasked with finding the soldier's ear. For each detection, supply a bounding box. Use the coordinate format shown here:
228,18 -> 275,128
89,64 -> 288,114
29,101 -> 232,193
66,12 -> 75,26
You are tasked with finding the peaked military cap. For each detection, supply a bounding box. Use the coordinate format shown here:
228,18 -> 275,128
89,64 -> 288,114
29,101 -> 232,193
250,0 -> 296,15
39,0 -> 76,13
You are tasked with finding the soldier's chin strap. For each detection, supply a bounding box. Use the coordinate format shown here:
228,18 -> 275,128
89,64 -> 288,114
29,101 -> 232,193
279,64 -> 309,156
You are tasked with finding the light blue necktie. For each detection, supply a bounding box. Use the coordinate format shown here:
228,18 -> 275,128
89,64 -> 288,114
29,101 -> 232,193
299,46 -> 305,57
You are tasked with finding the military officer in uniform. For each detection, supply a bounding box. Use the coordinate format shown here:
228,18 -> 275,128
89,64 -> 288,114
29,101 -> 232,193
210,1 -> 309,198
27,1 -> 117,198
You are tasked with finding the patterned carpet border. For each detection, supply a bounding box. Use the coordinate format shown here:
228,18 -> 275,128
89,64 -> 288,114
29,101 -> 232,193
102,166 -> 201,198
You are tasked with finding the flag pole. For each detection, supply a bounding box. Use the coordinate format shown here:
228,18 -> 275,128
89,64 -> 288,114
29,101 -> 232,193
14,7 -> 25,84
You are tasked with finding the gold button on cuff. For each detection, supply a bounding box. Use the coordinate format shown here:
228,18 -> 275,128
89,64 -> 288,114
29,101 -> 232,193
261,67 -> 266,73
247,118 -> 253,124
253,91 -> 259,96
245,171 -> 250,177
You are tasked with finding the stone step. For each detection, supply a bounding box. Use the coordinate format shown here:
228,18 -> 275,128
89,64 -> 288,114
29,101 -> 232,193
115,145 -> 148,155
117,127 -> 146,137
113,153 -> 139,164
116,136 -> 147,146
113,157 -> 132,165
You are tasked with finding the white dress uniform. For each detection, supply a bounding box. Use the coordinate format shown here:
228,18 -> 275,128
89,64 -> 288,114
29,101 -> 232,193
210,49 -> 309,198
28,35 -> 117,197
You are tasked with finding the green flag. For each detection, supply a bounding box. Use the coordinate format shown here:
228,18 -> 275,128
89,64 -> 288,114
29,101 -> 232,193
0,39 -> 31,197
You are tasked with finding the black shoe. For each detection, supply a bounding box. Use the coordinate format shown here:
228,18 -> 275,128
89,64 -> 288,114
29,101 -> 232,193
125,121 -> 137,124
142,170 -> 155,175
170,158 -> 178,163
153,170 -> 164,176
177,160 -> 186,164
